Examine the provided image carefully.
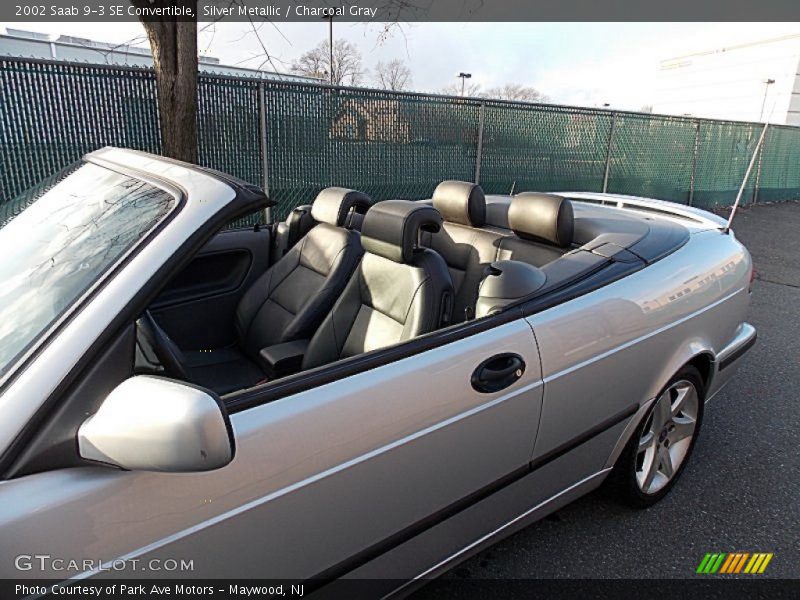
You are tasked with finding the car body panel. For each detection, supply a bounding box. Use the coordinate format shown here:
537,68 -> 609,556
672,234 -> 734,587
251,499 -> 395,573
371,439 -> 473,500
526,228 -> 750,458
342,424 -> 625,588
561,191 -> 729,231
0,320 -> 542,579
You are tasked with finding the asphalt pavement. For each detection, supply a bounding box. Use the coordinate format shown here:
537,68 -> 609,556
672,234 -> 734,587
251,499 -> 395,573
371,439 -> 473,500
415,200 -> 800,587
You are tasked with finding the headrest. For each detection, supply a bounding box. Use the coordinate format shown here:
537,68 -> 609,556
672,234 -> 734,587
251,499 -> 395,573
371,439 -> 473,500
311,187 -> 372,226
432,180 -> 486,227
361,200 -> 443,263
508,193 -> 574,247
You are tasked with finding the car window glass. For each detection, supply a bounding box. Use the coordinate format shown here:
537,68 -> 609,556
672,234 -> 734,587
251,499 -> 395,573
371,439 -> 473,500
0,162 -> 176,379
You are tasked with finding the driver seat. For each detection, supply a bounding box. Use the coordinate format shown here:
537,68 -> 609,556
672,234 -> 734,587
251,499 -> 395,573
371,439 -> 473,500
181,188 -> 370,394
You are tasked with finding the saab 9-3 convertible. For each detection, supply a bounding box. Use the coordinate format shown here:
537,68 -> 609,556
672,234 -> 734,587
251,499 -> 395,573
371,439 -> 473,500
0,148 -> 755,594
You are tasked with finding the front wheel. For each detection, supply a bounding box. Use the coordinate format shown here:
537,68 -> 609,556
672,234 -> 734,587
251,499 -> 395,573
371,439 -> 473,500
612,365 -> 705,508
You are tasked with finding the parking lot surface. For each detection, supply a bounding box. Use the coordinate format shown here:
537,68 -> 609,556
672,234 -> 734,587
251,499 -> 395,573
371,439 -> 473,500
416,201 -> 800,586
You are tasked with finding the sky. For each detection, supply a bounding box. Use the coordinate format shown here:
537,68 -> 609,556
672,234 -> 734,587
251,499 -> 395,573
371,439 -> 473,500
4,21 -> 800,111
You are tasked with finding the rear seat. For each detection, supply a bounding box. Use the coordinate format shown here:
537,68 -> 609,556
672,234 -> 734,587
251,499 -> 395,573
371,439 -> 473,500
421,184 -> 577,321
492,193 -> 613,297
420,181 -> 509,322
497,193 -> 574,265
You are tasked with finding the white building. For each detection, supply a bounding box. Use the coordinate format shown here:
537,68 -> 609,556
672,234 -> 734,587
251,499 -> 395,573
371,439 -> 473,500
653,34 -> 800,125
0,28 -> 321,84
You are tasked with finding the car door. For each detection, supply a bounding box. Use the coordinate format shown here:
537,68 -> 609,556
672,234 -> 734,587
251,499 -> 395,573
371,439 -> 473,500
0,317 -> 543,580
150,226 -> 272,350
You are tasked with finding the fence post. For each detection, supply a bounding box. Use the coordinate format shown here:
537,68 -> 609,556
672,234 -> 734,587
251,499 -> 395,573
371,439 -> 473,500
688,120 -> 701,206
258,81 -> 272,223
602,112 -> 617,193
474,102 -> 485,184
753,126 -> 768,205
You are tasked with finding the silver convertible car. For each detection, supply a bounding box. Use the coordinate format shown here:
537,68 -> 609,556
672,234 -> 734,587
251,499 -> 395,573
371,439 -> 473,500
0,148 -> 755,592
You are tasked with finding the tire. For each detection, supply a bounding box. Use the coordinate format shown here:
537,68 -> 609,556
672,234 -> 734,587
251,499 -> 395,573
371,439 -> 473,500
611,365 -> 705,508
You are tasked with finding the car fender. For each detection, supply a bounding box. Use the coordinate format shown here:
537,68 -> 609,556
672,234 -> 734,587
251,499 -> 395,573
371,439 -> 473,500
603,339 -> 715,470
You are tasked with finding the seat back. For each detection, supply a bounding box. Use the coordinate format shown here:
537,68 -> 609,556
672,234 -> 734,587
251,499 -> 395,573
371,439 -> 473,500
235,188 -> 370,357
421,181 -> 508,322
273,203 -> 314,259
496,193 -> 575,266
303,200 -> 453,369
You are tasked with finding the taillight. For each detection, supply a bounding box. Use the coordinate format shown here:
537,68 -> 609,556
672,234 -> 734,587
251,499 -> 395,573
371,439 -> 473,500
749,267 -> 757,293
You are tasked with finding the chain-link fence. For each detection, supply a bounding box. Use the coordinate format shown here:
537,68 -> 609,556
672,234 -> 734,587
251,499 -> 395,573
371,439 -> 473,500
3,57 -> 799,223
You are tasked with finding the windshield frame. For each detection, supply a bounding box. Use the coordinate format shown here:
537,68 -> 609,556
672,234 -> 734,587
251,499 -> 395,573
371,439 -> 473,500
0,158 -> 185,392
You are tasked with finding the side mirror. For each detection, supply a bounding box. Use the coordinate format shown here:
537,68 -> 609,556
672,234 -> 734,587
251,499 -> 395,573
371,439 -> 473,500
78,376 -> 235,472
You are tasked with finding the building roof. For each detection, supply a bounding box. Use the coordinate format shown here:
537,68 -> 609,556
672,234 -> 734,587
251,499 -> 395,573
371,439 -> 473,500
0,28 -> 322,84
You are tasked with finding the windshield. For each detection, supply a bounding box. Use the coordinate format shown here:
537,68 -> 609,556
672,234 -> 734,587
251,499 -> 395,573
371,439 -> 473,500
0,162 -> 177,379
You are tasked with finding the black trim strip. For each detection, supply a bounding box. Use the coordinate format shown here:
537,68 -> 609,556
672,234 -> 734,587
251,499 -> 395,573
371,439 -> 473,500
309,465 -> 531,585
306,402 -> 639,587
224,306 -> 526,413
719,333 -> 757,371
529,403 -> 639,471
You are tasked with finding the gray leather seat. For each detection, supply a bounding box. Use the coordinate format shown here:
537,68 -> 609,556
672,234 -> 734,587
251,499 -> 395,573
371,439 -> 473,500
188,187 -> 369,394
236,187 -> 370,354
303,200 -> 454,370
421,181 -> 508,322
496,193 -> 574,265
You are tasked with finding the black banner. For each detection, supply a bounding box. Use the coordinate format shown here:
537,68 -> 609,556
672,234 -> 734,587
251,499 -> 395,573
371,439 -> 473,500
3,579 -> 800,600
3,0 -> 800,23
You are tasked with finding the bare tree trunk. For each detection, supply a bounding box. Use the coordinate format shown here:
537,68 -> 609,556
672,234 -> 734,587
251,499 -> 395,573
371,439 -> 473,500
133,3 -> 198,163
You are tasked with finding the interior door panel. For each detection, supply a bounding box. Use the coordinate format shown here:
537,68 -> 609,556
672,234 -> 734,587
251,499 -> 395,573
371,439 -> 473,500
154,249 -> 252,307
151,228 -> 271,350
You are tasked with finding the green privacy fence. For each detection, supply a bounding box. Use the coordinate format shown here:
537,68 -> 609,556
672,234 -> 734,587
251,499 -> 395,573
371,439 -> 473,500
2,56 -> 800,222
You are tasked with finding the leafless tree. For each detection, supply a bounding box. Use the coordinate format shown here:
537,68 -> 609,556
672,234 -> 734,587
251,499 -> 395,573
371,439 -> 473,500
441,81 -> 482,98
484,84 -> 548,103
292,39 -> 365,86
375,59 -> 412,91
130,0 -> 427,161
131,1 -> 198,162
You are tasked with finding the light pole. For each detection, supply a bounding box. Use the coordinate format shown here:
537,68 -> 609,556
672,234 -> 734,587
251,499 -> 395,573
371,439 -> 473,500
457,72 -> 472,97
323,14 -> 335,85
760,78 -> 775,121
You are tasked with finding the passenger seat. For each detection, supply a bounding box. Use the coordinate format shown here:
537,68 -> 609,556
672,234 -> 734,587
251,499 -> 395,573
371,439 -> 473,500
420,181 -> 508,322
236,187 -> 371,355
303,200 -> 454,369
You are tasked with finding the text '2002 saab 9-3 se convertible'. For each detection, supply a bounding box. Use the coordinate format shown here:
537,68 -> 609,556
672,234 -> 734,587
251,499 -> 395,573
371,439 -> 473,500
0,148 -> 755,592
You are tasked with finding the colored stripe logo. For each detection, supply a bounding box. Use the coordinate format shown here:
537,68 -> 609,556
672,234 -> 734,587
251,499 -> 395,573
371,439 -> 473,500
696,552 -> 773,574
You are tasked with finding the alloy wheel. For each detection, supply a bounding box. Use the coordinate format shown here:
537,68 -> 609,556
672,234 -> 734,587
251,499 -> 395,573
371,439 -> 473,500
635,379 -> 699,495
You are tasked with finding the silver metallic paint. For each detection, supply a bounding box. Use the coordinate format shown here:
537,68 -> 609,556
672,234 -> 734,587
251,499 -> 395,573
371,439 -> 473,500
526,228 -> 751,459
565,191 -> 729,230
346,420 -> 628,587
78,376 -> 233,472
0,321 -> 542,579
